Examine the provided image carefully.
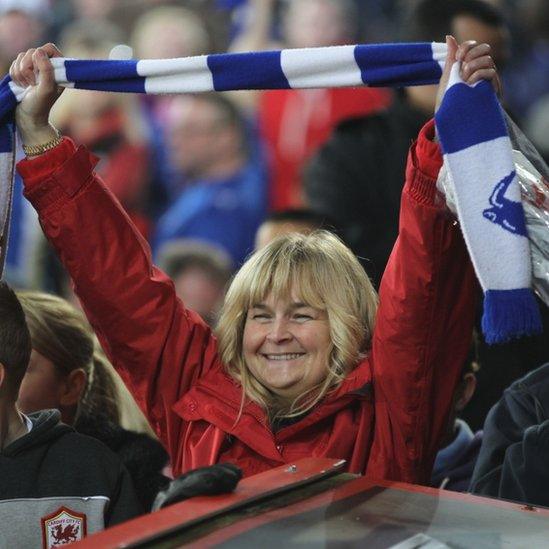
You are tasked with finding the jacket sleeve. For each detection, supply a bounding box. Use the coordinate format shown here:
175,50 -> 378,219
17,139 -> 221,460
366,119 -> 478,484
470,379 -> 549,507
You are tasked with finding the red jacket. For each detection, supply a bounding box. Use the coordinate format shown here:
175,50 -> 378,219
18,119 -> 476,484
259,87 -> 392,209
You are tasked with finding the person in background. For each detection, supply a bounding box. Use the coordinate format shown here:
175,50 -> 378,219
0,3 -> 49,287
0,3 -> 46,74
129,4 -> 213,214
231,0 -> 392,209
304,0 -> 511,288
255,208 -> 339,250
156,240 -> 233,327
501,0 -> 549,124
153,93 -> 267,266
431,338 -> 483,492
470,362 -> 549,508
16,291 -> 169,511
51,20 -> 154,238
130,4 -> 211,61
0,282 -> 140,546
9,37 -> 491,483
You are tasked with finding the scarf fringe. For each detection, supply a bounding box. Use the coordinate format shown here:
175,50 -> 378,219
482,289 -> 543,344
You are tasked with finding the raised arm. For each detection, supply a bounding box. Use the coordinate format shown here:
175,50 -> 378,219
11,45 -> 221,457
367,38 -> 498,483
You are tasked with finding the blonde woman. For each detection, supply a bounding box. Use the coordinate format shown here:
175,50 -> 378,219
16,292 -> 169,510
11,37 -> 494,483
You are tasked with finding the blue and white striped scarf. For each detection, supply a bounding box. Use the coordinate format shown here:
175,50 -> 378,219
0,42 -> 541,343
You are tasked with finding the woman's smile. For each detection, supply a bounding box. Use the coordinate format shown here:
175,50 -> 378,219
243,291 -> 332,399
261,352 -> 306,361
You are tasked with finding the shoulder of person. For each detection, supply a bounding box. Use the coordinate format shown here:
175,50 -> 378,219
505,362 -> 549,404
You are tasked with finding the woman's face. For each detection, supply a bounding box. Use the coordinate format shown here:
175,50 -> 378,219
17,350 -> 64,414
243,292 -> 332,401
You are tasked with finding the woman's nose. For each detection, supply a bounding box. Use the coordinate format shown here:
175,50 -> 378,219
266,318 -> 292,343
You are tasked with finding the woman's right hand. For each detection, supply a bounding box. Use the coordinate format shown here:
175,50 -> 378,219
9,43 -> 65,146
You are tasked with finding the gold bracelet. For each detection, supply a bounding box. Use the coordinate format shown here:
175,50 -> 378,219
22,129 -> 63,157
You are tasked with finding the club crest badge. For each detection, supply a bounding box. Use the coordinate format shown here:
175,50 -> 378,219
41,507 -> 87,548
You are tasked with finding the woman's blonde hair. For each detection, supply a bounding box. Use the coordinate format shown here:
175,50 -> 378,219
16,291 -> 154,435
217,230 -> 378,421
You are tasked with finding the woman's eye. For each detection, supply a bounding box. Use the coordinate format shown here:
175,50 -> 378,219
294,314 -> 313,321
252,313 -> 270,320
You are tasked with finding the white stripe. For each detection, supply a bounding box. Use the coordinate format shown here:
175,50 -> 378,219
51,57 -> 70,85
447,62 -> 463,88
8,80 -> 26,102
138,57 -> 214,93
445,137 -> 530,291
446,62 -> 483,91
281,45 -> 363,89
431,41 -> 447,71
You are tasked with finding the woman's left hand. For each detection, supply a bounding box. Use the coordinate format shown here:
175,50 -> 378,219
436,35 -> 502,113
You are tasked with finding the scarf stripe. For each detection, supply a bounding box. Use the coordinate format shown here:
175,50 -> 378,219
0,42 -> 541,343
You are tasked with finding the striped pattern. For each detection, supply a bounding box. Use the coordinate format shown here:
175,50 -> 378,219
0,42 -> 540,343
435,63 -> 540,342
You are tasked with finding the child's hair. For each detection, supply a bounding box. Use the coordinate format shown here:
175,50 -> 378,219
17,291 -> 154,434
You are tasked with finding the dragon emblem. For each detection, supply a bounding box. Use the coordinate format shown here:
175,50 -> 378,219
51,524 -> 79,545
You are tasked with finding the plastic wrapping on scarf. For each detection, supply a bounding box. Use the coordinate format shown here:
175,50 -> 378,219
437,114 -> 549,307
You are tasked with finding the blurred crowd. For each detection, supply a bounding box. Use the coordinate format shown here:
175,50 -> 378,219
1,0 -> 549,537
3,0 -> 549,295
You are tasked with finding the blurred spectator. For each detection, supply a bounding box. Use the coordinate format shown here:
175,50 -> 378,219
16,291 -> 170,511
130,4 -> 211,60
255,208 -> 338,250
501,0 -> 549,122
282,0 -> 358,49
431,337 -> 482,492
157,239 -> 233,327
154,93 -> 267,265
470,362 -> 549,508
304,0 -> 511,287
70,0 -> 116,20
461,301 -> 549,432
0,282 -> 140,543
356,0 -> 402,43
524,95 -> 549,163
231,0 -> 392,209
4,175 -> 41,289
0,4 -> 49,287
129,4 -> 213,215
403,0 -> 510,67
51,20 -> 154,238
0,4 -> 46,77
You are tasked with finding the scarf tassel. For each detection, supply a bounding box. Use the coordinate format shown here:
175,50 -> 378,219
482,289 -> 543,344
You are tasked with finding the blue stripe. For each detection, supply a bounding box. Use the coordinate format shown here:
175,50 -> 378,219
355,43 -> 441,87
0,75 -> 17,126
435,80 -> 507,154
74,78 -> 146,93
6,174 -> 23,270
65,59 -> 140,82
0,121 -> 13,153
208,51 -> 290,91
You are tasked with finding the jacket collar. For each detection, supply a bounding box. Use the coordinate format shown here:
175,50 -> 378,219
174,357 -> 373,456
1,409 -> 71,457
